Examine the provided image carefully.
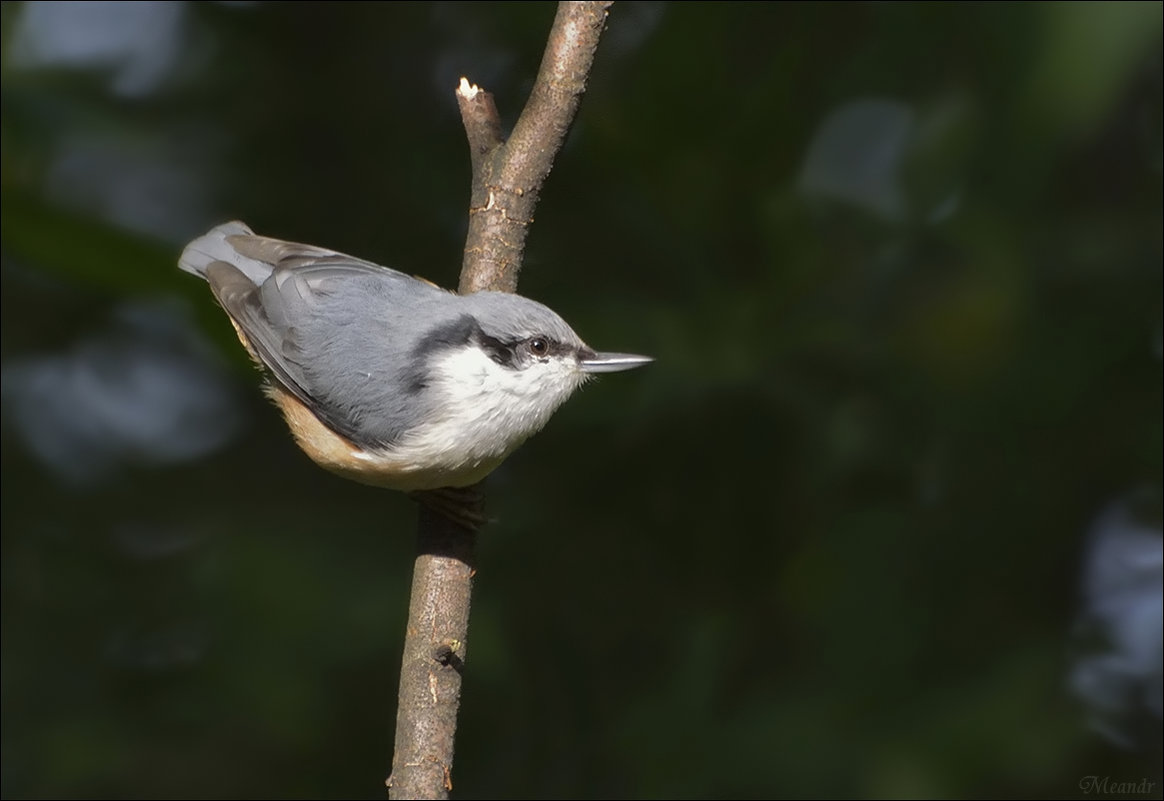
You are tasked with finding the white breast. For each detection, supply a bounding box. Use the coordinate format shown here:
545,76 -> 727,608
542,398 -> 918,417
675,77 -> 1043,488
360,345 -> 587,489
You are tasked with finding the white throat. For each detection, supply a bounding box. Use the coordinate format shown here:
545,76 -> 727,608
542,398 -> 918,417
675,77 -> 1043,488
397,344 -> 587,474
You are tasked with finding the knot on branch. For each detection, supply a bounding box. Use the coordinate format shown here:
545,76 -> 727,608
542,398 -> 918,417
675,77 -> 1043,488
431,640 -> 466,672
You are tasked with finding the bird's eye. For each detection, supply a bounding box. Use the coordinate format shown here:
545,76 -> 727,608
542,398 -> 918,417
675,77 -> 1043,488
528,337 -> 549,356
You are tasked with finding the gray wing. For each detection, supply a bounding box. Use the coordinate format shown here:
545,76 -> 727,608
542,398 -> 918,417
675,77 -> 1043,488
183,222 -> 450,447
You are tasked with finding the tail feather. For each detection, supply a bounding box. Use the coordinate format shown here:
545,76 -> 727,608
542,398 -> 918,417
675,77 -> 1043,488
178,221 -> 272,286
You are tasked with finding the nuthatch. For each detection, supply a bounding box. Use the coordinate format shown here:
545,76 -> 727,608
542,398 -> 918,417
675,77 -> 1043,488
179,222 -> 651,492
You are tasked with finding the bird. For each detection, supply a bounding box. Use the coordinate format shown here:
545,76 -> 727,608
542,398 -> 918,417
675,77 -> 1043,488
179,221 -> 651,498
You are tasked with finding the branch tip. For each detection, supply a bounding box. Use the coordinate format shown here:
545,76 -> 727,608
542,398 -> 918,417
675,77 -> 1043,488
457,77 -> 480,100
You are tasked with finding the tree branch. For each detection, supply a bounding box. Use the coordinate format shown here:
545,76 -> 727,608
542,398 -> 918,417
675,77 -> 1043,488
455,79 -> 503,177
459,1 -> 613,295
388,3 -> 613,798
387,502 -> 478,800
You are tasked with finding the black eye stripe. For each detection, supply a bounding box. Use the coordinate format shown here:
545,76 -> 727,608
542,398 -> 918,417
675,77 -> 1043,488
542,339 -> 573,358
484,334 -> 572,365
524,336 -> 574,359
478,332 -> 519,368
412,316 -> 572,372
412,315 -> 479,360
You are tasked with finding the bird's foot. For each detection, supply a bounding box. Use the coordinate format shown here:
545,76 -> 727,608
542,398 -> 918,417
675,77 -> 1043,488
410,486 -> 489,532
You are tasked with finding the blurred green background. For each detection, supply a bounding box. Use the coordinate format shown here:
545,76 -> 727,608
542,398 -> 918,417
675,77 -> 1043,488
2,2 -> 1162,798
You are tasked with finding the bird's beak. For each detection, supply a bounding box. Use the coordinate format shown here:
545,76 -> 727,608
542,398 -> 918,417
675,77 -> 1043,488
578,350 -> 654,374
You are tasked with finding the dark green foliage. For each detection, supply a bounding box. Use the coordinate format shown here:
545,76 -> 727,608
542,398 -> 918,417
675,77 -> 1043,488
2,3 -> 1161,798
